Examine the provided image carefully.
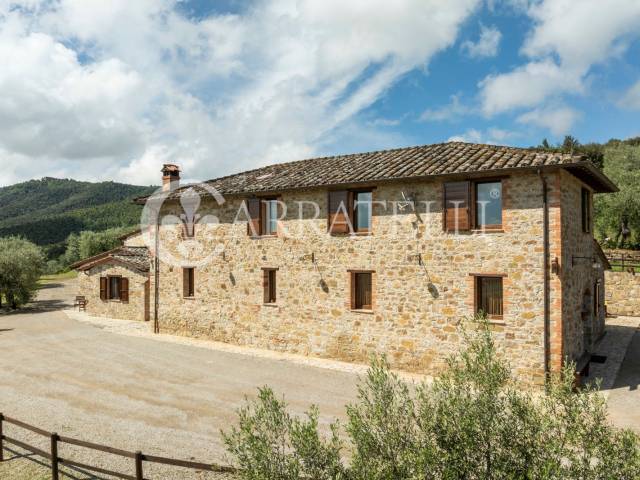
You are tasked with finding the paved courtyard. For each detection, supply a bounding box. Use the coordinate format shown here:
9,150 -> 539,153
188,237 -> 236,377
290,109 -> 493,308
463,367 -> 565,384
0,279 -> 639,478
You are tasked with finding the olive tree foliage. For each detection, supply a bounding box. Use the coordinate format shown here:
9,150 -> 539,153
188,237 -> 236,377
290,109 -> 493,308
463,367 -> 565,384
223,318 -> 640,480
0,236 -> 45,309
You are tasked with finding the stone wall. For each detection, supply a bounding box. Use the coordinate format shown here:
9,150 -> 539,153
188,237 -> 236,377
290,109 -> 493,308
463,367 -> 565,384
151,172 -> 558,385
605,271 -> 640,316
78,264 -> 148,321
559,170 -> 606,362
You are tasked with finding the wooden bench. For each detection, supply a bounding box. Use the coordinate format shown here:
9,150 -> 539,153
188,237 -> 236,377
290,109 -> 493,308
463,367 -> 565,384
74,296 -> 87,311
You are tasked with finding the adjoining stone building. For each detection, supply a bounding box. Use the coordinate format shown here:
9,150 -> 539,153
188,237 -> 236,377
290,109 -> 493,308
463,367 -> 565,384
73,142 -> 617,385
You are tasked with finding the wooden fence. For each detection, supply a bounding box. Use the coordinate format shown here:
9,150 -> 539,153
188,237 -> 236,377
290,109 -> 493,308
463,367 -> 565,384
0,413 -> 236,479
605,252 -> 640,271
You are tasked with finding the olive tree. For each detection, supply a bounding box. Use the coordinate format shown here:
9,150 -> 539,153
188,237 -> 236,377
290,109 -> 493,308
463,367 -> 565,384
0,236 -> 45,309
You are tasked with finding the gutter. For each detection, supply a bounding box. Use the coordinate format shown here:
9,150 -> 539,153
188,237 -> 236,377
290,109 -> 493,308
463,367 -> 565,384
154,216 -> 160,334
538,169 -> 551,381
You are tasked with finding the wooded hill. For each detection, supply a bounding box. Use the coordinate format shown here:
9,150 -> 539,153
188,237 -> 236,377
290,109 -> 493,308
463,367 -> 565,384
0,178 -> 155,259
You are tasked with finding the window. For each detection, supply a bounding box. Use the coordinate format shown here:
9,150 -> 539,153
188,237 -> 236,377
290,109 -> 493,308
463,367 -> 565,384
443,180 -> 503,232
475,181 -> 502,229
183,267 -> 195,298
328,189 -> 373,234
475,276 -> 504,319
246,197 -> 280,236
109,276 -> 121,300
100,276 -> 128,302
581,188 -> 591,233
263,268 -> 277,304
351,271 -> 373,310
262,199 -> 279,236
354,191 -> 372,233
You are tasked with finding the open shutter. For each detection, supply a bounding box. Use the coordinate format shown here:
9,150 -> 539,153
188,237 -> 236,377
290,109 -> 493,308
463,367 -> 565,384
99,277 -> 107,301
120,277 -> 129,303
246,198 -> 261,236
183,268 -> 189,297
444,181 -> 471,232
328,190 -> 352,234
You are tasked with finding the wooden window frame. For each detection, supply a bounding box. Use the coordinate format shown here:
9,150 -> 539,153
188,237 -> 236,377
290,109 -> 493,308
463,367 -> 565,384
581,187 -> 592,233
262,267 -> 278,304
260,197 -> 280,237
328,188 -> 374,236
247,197 -> 281,238
443,178 -> 505,233
473,180 -> 503,230
183,267 -> 195,298
107,275 -> 122,301
470,273 -> 506,320
349,270 -> 374,311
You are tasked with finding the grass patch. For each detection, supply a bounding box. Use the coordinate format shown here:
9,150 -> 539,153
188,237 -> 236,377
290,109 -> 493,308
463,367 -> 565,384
39,270 -> 78,283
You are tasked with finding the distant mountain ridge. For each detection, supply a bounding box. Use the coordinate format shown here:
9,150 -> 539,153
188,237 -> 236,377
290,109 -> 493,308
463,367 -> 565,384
0,177 -> 156,258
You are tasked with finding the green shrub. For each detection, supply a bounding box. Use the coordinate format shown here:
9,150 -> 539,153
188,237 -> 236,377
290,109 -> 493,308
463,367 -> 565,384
224,318 -> 640,479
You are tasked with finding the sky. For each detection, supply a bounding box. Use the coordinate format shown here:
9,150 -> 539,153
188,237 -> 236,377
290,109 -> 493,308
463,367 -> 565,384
0,0 -> 639,187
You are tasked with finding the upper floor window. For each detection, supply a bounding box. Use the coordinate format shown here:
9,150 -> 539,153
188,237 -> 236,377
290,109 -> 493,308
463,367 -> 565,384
444,180 -> 503,232
475,181 -> 502,229
246,197 -> 280,237
328,189 -> 373,235
581,188 -> 591,233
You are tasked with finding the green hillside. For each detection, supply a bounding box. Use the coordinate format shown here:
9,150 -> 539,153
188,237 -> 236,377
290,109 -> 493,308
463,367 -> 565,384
0,178 -> 156,258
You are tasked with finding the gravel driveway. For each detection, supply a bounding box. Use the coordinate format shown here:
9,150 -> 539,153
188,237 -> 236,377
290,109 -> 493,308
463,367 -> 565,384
0,279 -> 360,479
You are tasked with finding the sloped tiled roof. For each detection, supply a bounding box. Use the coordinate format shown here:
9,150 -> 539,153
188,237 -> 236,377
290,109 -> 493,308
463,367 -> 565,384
136,142 -> 617,203
71,246 -> 150,272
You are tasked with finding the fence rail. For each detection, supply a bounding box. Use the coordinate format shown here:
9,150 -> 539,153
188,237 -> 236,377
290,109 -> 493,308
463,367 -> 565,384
605,253 -> 640,271
0,413 -> 236,479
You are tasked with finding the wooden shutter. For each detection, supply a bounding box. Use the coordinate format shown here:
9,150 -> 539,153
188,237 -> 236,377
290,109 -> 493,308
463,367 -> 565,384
444,181 -> 471,232
351,272 -> 372,310
99,277 -> 107,301
247,198 -> 261,236
263,269 -> 276,303
477,277 -> 503,317
120,277 -> 129,302
328,190 -> 352,234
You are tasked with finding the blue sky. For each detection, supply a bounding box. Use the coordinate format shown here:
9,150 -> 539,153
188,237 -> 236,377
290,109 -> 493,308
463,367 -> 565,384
0,0 -> 639,186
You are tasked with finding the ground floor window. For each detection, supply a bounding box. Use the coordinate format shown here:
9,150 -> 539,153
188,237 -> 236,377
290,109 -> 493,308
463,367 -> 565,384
351,271 -> 373,310
475,275 -> 503,319
183,267 -> 195,298
263,268 -> 277,304
100,275 -> 129,302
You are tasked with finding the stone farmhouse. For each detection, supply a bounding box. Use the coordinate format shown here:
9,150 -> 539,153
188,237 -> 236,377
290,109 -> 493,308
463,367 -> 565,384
73,142 -> 617,385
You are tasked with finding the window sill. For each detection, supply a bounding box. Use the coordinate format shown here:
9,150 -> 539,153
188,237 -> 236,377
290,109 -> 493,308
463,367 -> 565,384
183,296 -> 196,300
250,234 -> 278,239
262,303 -> 279,307
471,228 -> 504,234
350,309 -> 374,314
329,232 -> 372,237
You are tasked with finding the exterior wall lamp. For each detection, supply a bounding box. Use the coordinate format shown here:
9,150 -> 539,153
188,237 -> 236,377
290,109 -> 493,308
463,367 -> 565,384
551,257 -> 560,275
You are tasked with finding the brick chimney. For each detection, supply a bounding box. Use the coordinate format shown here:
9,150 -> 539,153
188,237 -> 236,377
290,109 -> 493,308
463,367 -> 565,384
161,164 -> 180,192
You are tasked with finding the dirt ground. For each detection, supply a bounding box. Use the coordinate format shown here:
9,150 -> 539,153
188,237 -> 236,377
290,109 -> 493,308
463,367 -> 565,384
0,279 -> 359,479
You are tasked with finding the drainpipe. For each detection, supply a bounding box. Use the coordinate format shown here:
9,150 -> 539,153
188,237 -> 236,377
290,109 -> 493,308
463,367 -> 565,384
154,215 -> 160,334
538,169 -> 550,381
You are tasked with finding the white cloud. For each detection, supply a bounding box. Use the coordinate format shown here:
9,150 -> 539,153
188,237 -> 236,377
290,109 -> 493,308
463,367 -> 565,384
419,93 -> 473,122
479,0 -> 640,116
461,24 -> 501,58
447,127 -> 518,144
0,0 -> 482,186
619,80 -> 640,110
516,106 -> 581,136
